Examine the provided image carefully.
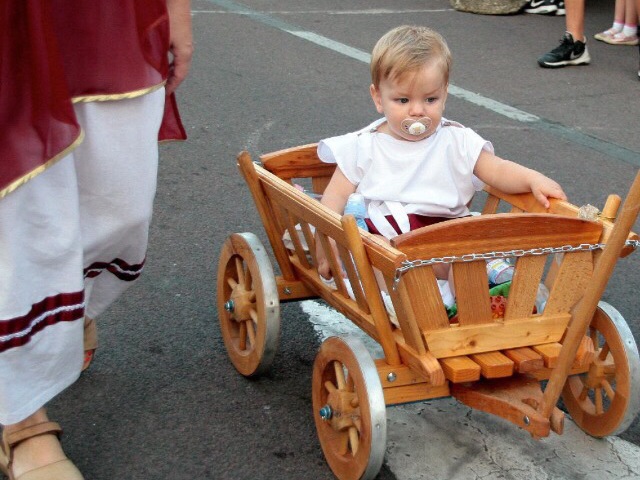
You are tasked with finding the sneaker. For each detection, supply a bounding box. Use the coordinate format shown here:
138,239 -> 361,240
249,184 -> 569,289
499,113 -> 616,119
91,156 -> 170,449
594,27 -> 620,42
538,32 -> 591,68
555,1 -> 565,15
525,0 -> 558,14
606,32 -> 639,45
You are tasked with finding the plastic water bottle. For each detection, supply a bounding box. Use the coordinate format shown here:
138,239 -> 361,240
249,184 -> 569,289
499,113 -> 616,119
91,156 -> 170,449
535,284 -> 549,313
344,193 -> 368,231
486,258 -> 514,285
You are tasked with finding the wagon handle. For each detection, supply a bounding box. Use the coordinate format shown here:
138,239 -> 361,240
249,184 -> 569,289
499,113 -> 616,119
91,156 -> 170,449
538,169 -> 640,421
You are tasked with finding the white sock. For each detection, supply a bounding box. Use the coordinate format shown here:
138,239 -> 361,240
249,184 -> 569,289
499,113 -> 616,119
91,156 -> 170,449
612,21 -> 624,32
622,24 -> 637,37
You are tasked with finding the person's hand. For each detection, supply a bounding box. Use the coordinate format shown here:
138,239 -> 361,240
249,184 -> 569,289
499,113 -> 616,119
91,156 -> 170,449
166,0 -> 194,95
315,236 -> 344,280
530,175 -> 567,209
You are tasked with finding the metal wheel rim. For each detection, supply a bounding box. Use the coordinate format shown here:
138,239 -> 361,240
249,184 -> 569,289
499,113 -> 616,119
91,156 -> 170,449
217,232 -> 280,376
563,301 -> 640,436
312,336 -> 387,480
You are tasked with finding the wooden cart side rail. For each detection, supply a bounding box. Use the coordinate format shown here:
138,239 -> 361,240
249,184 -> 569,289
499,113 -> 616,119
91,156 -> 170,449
391,213 -> 603,259
237,151 -> 297,281
253,164 -> 414,366
482,186 -> 638,256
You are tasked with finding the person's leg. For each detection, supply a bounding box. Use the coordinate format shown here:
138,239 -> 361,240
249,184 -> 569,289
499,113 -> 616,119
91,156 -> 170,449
565,0 -> 586,41
0,155 -> 85,477
72,88 -> 165,367
538,0 -> 590,67
595,0 -> 624,41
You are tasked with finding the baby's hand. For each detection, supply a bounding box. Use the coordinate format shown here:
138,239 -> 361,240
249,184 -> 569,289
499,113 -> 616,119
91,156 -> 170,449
531,175 -> 567,209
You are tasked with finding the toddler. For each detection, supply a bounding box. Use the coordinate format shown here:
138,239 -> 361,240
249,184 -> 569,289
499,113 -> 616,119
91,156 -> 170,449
316,25 -> 566,281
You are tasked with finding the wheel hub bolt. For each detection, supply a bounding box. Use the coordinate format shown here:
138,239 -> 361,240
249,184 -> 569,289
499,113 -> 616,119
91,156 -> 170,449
319,405 -> 333,420
224,300 -> 235,312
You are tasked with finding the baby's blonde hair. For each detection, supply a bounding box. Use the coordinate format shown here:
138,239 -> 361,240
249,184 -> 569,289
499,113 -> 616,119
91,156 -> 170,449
370,26 -> 451,87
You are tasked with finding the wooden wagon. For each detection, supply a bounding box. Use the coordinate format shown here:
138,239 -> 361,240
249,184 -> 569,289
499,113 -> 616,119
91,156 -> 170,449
217,144 -> 640,480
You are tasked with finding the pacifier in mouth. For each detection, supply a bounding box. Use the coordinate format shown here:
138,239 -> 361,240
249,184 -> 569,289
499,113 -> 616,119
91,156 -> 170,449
401,117 -> 432,136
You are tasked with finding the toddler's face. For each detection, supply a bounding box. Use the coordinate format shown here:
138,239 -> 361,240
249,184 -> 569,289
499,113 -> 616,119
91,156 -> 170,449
370,63 -> 448,142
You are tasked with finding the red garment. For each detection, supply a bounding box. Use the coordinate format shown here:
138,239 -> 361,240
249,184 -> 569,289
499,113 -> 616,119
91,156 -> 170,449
0,0 -> 186,198
364,213 -> 452,236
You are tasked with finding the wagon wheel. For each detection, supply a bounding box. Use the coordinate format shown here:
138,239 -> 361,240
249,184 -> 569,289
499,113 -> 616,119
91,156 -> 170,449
562,301 -> 640,437
217,232 -> 280,377
312,336 -> 386,480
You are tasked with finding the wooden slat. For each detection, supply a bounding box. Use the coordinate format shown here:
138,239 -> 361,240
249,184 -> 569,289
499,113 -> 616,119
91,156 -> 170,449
282,211 -> 310,269
470,351 -> 514,378
343,217 -> 401,366
383,382 -> 450,406
336,243 -> 369,313
260,143 -> 335,180
392,213 -> 603,259
440,356 -> 481,383
316,231 -> 347,296
375,359 -> 427,386
452,261 -> 493,326
573,335 -> 596,368
396,266 -> 450,331
395,339 -> 445,386
481,194 -> 500,214
544,251 -> 593,315
276,277 -> 317,301
532,343 -> 562,368
423,314 -> 570,358
503,347 -> 544,373
504,256 -> 546,320
312,175 -> 332,195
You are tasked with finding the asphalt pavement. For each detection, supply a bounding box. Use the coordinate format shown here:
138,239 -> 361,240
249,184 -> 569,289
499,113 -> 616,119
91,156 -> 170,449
47,1 -> 640,479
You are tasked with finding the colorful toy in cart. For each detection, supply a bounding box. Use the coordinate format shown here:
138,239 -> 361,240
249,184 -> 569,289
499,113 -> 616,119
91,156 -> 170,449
217,144 -> 640,480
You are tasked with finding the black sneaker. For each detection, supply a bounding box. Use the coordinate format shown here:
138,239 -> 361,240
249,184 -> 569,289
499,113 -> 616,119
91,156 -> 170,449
538,32 -> 591,68
525,0 -> 558,14
555,1 -> 565,15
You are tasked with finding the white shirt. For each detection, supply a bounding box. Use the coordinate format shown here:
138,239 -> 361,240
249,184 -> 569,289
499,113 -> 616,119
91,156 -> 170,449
318,117 -> 493,238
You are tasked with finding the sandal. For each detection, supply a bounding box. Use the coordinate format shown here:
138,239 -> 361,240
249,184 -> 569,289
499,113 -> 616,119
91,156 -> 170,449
0,422 -> 83,480
82,317 -> 98,371
593,28 -> 619,42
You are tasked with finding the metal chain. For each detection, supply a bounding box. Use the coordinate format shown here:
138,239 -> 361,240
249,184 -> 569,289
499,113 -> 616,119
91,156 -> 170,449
392,240 -> 640,289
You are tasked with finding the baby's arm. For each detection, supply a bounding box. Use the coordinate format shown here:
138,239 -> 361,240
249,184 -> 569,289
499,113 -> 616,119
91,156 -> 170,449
474,150 -> 566,208
315,167 -> 357,279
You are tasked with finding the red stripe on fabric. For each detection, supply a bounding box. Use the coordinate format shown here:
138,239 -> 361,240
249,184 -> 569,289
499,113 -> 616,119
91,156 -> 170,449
83,257 -> 145,281
0,291 -> 84,352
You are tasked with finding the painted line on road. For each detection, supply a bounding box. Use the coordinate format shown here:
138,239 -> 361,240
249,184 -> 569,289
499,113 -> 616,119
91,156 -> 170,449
203,0 -> 640,167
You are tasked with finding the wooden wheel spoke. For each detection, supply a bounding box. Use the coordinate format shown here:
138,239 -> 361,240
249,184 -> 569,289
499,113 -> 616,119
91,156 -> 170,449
346,372 -> 355,392
334,361 -> 347,390
234,257 -> 245,286
598,342 -> 611,361
227,277 -> 238,290
246,317 -> 257,345
338,431 -> 349,455
578,383 -> 590,401
595,387 -> 604,414
238,321 -> 247,350
324,380 -> 337,394
348,426 -> 360,455
244,266 -> 253,291
602,379 -> 615,400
